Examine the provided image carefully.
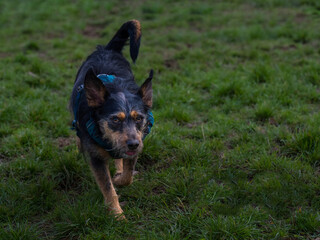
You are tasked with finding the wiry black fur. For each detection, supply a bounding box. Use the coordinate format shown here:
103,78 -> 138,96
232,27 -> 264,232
70,20 -> 150,147
71,47 -> 135,109
70,48 -> 141,141
106,21 -> 141,62
69,20 -> 153,219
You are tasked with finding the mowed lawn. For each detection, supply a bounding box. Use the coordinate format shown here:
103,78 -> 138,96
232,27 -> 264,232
1,0 -> 320,239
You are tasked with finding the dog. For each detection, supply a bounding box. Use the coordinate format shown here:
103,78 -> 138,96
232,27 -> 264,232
70,20 -> 153,220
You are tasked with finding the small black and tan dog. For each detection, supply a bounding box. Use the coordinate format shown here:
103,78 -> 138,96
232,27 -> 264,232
70,20 -> 153,219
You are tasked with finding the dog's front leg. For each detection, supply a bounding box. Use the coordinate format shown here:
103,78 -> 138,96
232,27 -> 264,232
113,157 -> 137,187
114,158 -> 123,176
89,152 -> 124,219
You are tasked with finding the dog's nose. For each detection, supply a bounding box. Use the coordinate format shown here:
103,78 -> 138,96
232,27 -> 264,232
126,139 -> 139,150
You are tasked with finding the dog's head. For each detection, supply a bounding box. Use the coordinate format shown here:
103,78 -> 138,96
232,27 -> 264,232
84,68 -> 153,159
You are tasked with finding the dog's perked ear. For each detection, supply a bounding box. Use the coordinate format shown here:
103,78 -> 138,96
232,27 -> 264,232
84,68 -> 108,107
138,69 -> 153,108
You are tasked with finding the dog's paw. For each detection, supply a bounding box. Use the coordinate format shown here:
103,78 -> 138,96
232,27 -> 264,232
115,212 -> 126,221
111,208 -> 126,221
107,201 -> 126,220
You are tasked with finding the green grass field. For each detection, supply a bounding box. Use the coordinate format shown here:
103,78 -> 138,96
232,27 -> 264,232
1,0 -> 320,239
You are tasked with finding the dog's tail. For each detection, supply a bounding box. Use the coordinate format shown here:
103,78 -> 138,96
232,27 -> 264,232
105,20 -> 141,63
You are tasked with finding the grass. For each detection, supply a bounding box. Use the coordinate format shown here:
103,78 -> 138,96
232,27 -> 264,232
1,0 -> 320,239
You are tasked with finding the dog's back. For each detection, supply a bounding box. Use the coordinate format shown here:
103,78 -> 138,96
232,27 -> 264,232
70,20 -> 142,112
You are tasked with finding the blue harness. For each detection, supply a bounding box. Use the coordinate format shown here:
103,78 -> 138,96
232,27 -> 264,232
72,74 -> 154,157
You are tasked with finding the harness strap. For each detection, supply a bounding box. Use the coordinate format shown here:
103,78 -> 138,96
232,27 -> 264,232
86,117 -> 113,151
71,84 -> 84,132
144,111 -> 154,139
97,74 -> 115,83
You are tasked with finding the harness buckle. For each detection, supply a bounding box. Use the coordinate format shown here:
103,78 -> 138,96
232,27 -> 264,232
71,120 -> 77,129
77,85 -> 84,92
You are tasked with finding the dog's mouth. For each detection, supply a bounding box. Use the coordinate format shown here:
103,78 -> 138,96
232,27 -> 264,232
111,149 -> 139,159
120,140 -> 144,158
125,151 -> 137,156
104,140 -> 143,159
121,145 -> 143,158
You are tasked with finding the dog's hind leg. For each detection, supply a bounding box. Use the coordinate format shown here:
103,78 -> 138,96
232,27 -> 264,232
89,149 -> 125,220
76,137 -> 83,153
113,157 -> 137,187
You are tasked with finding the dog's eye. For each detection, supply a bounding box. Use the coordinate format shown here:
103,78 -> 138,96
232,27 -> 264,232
135,116 -> 143,122
111,117 -> 120,123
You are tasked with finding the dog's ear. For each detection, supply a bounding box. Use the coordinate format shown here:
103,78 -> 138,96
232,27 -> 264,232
138,69 -> 153,108
84,68 -> 108,107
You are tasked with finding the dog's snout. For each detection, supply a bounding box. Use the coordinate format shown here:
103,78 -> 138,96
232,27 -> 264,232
126,139 -> 139,150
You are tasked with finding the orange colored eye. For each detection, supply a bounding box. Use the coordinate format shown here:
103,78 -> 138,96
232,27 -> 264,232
112,116 -> 120,123
135,116 -> 143,122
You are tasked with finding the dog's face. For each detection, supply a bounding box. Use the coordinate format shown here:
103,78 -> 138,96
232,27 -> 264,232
84,69 -> 152,159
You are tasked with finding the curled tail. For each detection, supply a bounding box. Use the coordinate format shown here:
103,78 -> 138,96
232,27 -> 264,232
105,20 -> 141,63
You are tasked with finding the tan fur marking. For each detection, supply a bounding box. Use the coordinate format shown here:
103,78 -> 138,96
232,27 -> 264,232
88,144 -> 124,219
100,120 -> 128,149
113,158 -> 136,186
117,112 -> 126,121
76,137 -> 83,152
86,88 -> 105,107
113,131 -> 128,147
101,121 -> 113,142
132,19 -> 141,41
96,146 -> 111,159
137,129 -> 143,140
115,158 -> 123,174
140,84 -> 152,108
90,164 -> 124,219
130,110 -> 138,119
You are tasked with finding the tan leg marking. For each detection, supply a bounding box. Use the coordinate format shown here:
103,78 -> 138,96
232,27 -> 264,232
114,158 -> 123,175
90,162 -> 125,220
88,146 -> 125,220
113,158 -> 137,187
76,137 -> 83,152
